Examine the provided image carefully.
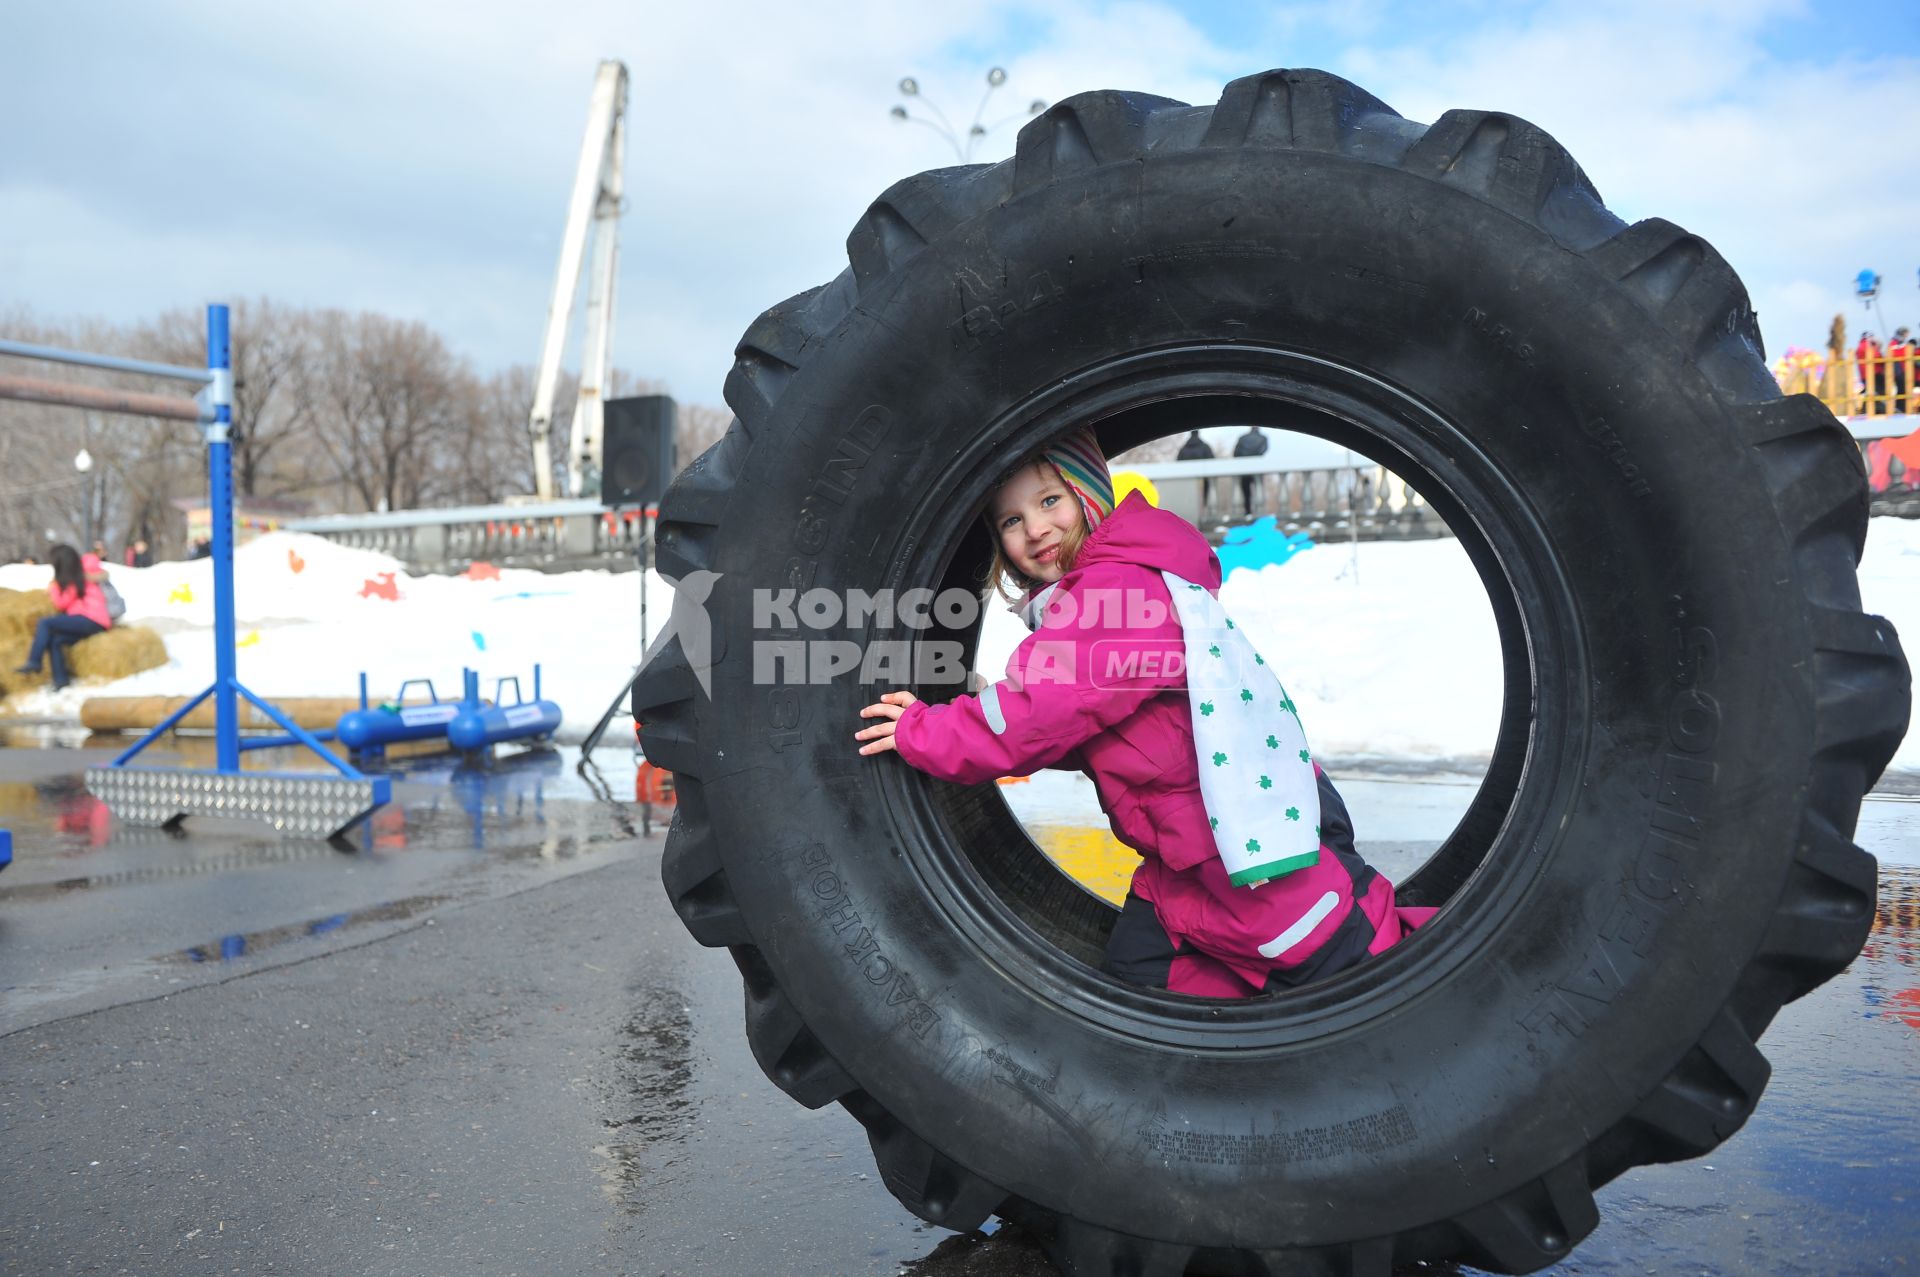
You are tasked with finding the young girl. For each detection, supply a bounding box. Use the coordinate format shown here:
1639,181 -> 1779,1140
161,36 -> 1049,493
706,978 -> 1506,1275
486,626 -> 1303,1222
15,543 -> 114,691
856,430 -> 1431,998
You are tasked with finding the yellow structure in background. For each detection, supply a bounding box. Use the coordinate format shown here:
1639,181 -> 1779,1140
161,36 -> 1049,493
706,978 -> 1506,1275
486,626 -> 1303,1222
1111,470 -> 1159,508
1772,327 -> 1918,421
1030,823 -> 1141,906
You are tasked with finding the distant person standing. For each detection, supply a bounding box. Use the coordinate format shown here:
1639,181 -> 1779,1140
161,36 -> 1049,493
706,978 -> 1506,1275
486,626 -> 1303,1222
13,543 -> 113,691
1856,332 -> 1886,413
1890,328 -> 1913,415
1232,425 -> 1269,516
1176,429 -> 1216,516
129,539 -> 153,568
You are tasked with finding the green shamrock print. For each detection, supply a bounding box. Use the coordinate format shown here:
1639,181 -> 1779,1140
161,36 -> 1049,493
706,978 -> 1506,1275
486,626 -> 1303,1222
1199,701 -> 1214,717
1265,735 -> 1279,749
1245,838 -> 1261,853
1225,618 -> 1235,630
1209,817 -> 1219,830
1254,653 -> 1265,665
1209,644 -> 1222,658
1298,748 -> 1310,762
1258,775 -> 1273,790
1285,807 -> 1301,821
1212,751 -> 1228,767
1239,688 -> 1254,703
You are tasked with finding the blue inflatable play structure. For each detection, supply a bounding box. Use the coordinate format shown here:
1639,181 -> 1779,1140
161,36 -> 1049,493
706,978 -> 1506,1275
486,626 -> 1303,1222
449,667 -> 562,753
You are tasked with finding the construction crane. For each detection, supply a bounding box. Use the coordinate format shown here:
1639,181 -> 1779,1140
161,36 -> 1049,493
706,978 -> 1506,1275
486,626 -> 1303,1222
528,60 -> 628,500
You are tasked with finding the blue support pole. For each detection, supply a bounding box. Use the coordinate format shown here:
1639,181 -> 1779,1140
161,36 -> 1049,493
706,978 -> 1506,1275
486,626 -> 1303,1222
84,303 -> 390,839
207,305 -> 240,772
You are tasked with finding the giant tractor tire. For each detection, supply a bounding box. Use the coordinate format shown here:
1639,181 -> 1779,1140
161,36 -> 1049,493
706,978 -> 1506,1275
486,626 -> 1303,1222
635,70 -> 1910,1275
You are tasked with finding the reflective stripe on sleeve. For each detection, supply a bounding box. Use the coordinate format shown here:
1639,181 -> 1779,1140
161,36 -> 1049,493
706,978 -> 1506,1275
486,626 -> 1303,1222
981,681 -> 1008,735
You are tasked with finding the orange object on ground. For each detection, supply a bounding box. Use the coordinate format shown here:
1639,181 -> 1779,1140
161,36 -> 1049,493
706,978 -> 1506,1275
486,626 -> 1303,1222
636,760 -> 676,805
359,572 -> 401,601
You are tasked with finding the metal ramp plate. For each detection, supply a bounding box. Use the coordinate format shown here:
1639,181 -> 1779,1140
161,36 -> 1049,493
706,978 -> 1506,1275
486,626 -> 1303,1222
88,767 -> 392,840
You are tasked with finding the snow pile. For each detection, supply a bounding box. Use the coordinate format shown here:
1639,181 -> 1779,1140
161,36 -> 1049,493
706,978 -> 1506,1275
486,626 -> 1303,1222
2,523 -> 1915,774
1,532 -> 644,732
980,521 -> 1920,774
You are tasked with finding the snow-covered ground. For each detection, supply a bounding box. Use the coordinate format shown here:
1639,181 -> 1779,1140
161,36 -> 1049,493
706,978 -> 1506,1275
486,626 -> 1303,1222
3,519 -> 1916,775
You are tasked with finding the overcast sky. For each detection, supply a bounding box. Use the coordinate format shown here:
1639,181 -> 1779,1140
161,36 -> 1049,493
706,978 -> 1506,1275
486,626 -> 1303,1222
3,0 -> 1916,412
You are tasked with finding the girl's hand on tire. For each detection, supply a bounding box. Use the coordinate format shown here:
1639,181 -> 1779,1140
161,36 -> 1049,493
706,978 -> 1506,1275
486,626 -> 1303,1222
856,691 -> 919,756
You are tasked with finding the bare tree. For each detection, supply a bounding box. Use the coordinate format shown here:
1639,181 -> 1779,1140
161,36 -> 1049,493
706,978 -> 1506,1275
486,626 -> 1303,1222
4,299 -> 716,546
0,309 -> 202,560
471,364 -> 576,503
302,311 -> 476,512
141,298 -> 317,500
675,403 -> 732,472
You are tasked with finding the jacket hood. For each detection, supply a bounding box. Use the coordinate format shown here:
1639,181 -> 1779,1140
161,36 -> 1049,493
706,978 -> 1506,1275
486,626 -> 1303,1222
1074,490 -> 1222,589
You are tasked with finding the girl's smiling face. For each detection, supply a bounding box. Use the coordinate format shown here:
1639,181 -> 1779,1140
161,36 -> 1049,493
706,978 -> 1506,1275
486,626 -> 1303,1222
991,462 -> 1084,584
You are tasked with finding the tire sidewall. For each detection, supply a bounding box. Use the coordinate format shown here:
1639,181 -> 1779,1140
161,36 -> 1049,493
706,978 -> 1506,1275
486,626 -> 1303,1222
692,147 -> 1810,1245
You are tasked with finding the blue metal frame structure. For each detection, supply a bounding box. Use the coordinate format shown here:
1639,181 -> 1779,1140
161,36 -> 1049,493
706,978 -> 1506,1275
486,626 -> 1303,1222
0,304 -> 390,838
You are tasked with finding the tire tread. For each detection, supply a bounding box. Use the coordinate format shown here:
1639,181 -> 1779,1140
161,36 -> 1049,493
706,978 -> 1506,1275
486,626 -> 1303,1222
647,64 -> 1910,1274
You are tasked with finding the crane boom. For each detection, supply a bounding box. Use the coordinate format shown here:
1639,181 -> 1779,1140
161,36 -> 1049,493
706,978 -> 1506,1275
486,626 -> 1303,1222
528,60 -> 629,500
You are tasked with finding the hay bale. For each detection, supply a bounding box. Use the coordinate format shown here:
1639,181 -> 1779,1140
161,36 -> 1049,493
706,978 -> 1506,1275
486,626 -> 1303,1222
0,781 -> 39,816
70,626 -> 168,681
0,623 -> 168,697
0,587 -> 55,643
81,695 -> 366,732
0,633 -> 38,695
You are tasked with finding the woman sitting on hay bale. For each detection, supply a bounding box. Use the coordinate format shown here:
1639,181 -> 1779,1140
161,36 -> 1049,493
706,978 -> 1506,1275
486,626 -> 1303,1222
14,544 -> 115,691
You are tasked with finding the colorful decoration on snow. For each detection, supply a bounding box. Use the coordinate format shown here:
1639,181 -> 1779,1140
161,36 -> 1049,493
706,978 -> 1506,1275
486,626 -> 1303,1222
1216,518 -> 1315,578
359,572 -> 402,601
288,549 -> 306,575
462,561 -> 501,581
168,583 -> 193,605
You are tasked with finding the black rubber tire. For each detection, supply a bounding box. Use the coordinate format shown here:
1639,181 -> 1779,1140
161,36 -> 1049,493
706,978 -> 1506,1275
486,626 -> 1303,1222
637,70 -> 1911,1275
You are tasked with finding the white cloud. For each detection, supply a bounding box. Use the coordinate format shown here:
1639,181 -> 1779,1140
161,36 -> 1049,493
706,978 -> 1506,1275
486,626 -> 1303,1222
2,0 -> 1914,419
1336,0 -> 1920,352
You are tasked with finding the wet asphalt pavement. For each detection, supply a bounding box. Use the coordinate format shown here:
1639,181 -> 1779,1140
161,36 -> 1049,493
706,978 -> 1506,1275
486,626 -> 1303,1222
1,744 -> 1916,1276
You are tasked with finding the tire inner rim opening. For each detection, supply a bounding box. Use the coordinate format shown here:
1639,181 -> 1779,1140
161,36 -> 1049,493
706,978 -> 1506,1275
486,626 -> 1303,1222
885,356 -> 1575,1030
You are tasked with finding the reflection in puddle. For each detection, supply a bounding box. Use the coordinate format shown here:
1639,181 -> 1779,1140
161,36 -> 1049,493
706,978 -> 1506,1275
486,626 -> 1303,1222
1863,867 -> 1919,1031
896,1220 -> 1053,1275
175,894 -> 445,964
337,750 -> 564,853
595,984 -> 697,1214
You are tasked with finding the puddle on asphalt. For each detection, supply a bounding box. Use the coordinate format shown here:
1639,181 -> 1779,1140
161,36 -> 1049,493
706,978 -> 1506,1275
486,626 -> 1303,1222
594,983 -> 698,1214
1867,863 -> 1919,968
171,893 -> 447,965
0,740 -> 669,861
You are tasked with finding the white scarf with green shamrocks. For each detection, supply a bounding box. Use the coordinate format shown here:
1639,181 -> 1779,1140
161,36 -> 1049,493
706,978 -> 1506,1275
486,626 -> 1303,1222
1162,572 -> 1321,887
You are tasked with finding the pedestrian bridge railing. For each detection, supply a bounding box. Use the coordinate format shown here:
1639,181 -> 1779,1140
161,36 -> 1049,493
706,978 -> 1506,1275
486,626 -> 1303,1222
286,416 -> 1917,575
284,499 -> 653,572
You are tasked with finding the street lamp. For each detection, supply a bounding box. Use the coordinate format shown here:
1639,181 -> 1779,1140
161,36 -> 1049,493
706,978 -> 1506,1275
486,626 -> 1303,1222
74,447 -> 94,550
889,67 -> 1046,163
1856,268 -> 1889,343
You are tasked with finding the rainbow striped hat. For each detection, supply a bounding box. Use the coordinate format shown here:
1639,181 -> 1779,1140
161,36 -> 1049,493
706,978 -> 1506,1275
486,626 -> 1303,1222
1043,428 -> 1115,531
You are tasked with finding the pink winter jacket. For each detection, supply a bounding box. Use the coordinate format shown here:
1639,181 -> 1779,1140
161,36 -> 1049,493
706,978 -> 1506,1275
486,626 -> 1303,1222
894,491 -> 1421,997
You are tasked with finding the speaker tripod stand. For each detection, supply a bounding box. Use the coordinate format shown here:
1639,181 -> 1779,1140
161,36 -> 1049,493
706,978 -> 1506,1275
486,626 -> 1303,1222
579,507 -> 655,763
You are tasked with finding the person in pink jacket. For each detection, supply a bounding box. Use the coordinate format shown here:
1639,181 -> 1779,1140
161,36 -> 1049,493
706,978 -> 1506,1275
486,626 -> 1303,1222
15,543 -> 113,691
857,430 -> 1432,998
